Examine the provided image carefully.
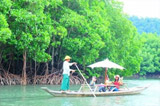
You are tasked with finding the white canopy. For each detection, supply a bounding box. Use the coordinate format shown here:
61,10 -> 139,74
88,58 -> 125,70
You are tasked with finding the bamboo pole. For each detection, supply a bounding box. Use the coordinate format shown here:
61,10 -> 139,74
75,64 -> 96,97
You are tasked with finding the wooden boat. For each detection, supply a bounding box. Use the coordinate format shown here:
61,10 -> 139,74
41,84 -> 149,97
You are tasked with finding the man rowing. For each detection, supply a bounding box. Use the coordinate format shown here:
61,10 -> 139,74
60,56 -> 76,91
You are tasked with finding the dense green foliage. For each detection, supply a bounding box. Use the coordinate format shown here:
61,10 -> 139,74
129,16 -> 160,76
130,16 -> 160,35
0,0 -> 144,84
139,33 -> 160,75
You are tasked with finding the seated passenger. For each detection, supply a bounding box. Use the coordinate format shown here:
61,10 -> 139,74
99,84 -> 106,92
89,76 -> 97,91
110,75 -> 123,91
98,78 -> 112,92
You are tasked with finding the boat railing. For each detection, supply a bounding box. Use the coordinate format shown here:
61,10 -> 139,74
78,83 -> 130,92
78,84 -> 98,92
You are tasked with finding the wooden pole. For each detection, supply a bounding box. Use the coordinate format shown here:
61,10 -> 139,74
104,68 -> 108,83
75,64 -> 96,97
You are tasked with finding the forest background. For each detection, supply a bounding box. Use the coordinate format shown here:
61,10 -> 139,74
0,0 -> 160,85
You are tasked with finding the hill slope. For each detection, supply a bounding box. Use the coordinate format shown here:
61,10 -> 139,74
129,16 -> 160,35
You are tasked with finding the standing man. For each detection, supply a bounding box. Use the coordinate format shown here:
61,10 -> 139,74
61,55 -> 76,91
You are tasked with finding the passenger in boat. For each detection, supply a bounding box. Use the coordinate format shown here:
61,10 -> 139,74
98,78 -> 108,92
98,84 -> 106,92
89,76 -> 97,90
98,78 -> 113,92
109,75 -> 123,91
60,56 -> 76,91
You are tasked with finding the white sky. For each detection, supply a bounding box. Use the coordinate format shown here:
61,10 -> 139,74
118,0 -> 160,18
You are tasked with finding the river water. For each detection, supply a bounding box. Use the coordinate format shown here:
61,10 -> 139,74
0,80 -> 159,106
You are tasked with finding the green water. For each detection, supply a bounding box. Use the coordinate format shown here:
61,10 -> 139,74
0,80 -> 160,106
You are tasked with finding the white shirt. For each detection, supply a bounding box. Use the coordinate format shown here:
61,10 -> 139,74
63,61 -> 73,76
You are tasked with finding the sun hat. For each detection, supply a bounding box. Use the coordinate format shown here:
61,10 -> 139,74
114,75 -> 120,79
64,55 -> 71,60
92,76 -> 96,79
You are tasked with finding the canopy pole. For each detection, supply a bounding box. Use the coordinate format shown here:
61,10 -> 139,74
104,68 -> 108,83
75,64 -> 96,97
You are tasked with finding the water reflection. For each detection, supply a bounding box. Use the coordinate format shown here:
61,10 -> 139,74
60,98 -> 73,106
56,95 -> 127,106
0,80 -> 160,106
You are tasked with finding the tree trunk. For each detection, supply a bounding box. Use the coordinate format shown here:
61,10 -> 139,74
22,51 -> 27,85
33,60 -> 36,84
51,47 -> 54,72
51,36 -> 55,72
83,57 -> 86,71
45,63 -> 49,75
57,39 -> 63,69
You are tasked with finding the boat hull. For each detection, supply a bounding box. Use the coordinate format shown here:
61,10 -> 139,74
41,86 -> 149,97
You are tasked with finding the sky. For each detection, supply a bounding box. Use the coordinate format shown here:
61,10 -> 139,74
118,0 -> 160,18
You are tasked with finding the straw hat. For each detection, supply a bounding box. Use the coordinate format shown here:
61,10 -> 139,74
114,75 -> 120,79
64,55 -> 71,60
92,76 -> 96,79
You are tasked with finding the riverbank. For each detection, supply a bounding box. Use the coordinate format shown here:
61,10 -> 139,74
0,72 -> 159,85
0,72 -> 84,85
125,74 -> 160,79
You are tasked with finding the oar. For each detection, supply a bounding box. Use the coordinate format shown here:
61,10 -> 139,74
75,64 -> 96,97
